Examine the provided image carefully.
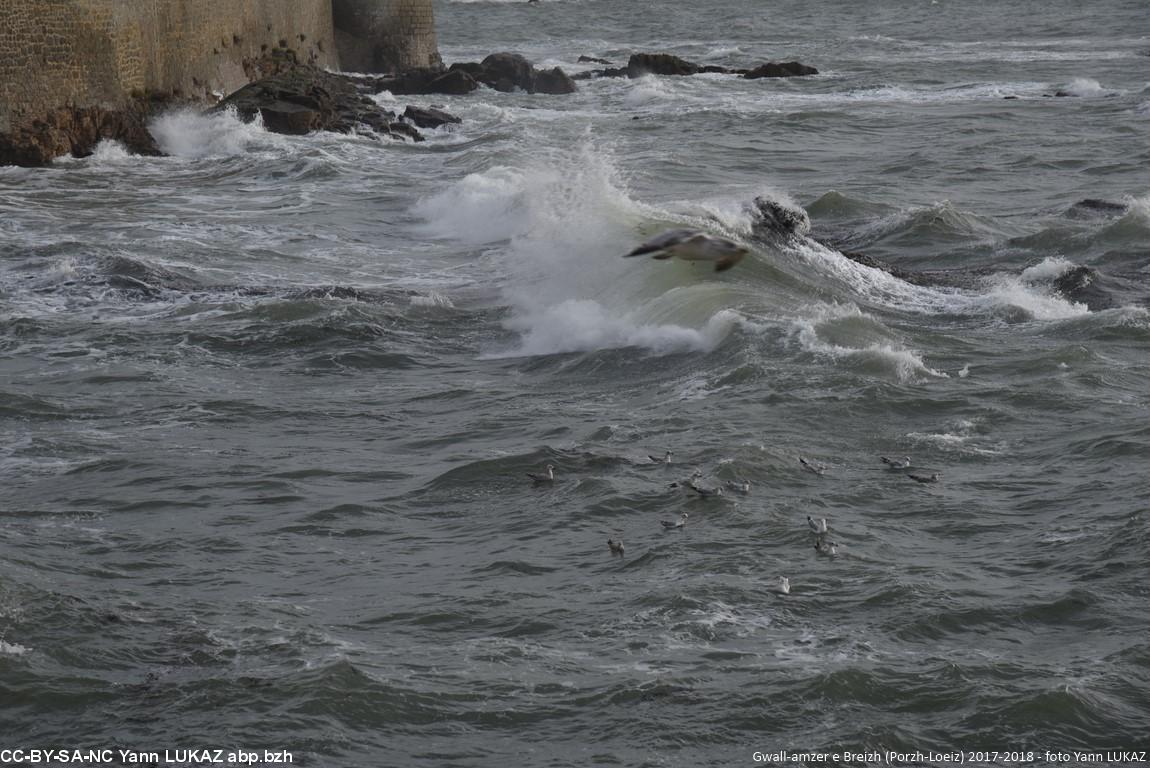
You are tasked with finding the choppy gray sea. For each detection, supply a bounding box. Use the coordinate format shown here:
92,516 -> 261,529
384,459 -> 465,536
2,0 -> 1149,765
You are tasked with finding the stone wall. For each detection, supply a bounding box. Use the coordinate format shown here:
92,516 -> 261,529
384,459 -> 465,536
0,0 -> 440,136
333,0 -> 441,74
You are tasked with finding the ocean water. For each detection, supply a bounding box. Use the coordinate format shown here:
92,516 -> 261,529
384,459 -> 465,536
2,1 -> 1149,765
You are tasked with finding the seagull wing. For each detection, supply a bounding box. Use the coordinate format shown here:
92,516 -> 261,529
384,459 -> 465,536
623,229 -> 698,257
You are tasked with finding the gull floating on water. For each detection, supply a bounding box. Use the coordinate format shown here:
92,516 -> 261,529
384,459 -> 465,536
661,512 -> 689,529
623,228 -> 750,273
773,576 -> 791,595
688,480 -> 724,497
908,472 -> 940,484
608,538 -> 625,556
526,464 -> 555,483
668,469 -> 703,489
799,456 -> 827,475
807,515 -> 829,535
881,456 -> 912,469
815,539 -> 839,556
726,479 -> 751,494
649,451 -> 673,464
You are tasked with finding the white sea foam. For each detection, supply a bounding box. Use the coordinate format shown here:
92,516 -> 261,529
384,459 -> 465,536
413,166 -> 538,245
977,258 -> 1090,321
1058,77 -> 1111,97
415,141 -> 755,357
409,292 -> 455,308
792,303 -> 948,383
0,640 -> 30,656
497,300 -> 739,357
150,108 -> 288,158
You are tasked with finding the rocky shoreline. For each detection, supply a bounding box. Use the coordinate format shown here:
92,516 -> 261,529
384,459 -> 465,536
0,48 -> 818,167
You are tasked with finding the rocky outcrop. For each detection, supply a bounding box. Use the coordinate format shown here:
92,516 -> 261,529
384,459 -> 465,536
575,51 -> 818,81
216,60 -> 427,140
452,53 -> 577,94
373,53 -> 576,95
627,53 -> 699,77
744,61 -> 819,79
0,104 -> 162,167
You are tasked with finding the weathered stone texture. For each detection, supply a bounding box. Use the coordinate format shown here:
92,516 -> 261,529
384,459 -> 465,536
0,0 -> 443,163
0,0 -> 339,133
333,0 -> 441,74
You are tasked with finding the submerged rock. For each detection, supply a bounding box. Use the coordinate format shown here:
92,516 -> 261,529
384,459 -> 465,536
1066,198 -> 1129,219
577,52 -> 816,82
578,55 -> 613,65
744,61 -> 819,78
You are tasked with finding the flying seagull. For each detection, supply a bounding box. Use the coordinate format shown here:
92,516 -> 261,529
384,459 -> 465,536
623,228 -> 749,272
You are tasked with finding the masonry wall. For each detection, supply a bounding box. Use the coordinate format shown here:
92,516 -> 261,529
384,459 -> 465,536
0,0 -> 440,136
332,0 -> 440,74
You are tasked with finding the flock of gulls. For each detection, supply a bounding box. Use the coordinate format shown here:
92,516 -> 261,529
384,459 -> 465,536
529,229 -> 943,593
527,450 -> 942,596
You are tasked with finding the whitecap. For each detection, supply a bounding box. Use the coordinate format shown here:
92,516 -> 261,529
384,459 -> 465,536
149,108 -> 289,158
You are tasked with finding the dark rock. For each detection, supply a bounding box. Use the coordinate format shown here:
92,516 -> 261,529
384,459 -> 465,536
699,65 -> 732,74
1003,95 -> 1020,100
447,62 -> 485,79
426,69 -> 480,95
1066,198 -> 1128,219
601,67 -> 629,78
744,61 -> 819,79
216,62 -> 422,141
534,67 -> 577,95
258,103 -> 324,135
1054,90 -> 1075,97
1052,265 -> 1113,309
391,67 -> 482,95
0,104 -> 162,167
385,121 -> 425,142
751,196 -> 810,238
480,52 -> 536,92
403,105 -> 462,129
627,53 -> 700,78
578,55 -> 613,65
441,54 -> 577,95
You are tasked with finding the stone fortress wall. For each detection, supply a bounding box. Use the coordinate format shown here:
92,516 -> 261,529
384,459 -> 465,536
0,0 -> 440,134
